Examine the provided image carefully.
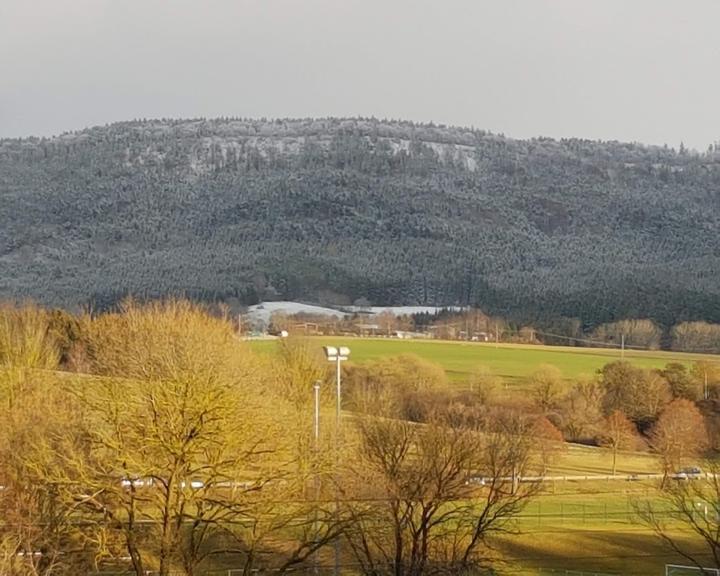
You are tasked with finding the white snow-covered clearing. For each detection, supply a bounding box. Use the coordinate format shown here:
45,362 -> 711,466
245,302 -> 465,329
246,302 -> 347,326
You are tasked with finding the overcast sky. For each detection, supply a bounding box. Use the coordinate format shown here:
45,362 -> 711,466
1,0 -> 718,149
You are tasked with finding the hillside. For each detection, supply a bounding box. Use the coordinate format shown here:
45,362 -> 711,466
2,117 -> 720,327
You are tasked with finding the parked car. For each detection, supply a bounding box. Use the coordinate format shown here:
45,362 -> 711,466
465,476 -> 486,486
120,477 -> 154,488
673,467 -> 703,480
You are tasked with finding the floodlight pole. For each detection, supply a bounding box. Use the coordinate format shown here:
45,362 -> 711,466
333,355 -> 341,576
322,346 -> 351,442
336,355 -> 342,436
322,346 -> 350,576
314,380 -> 321,444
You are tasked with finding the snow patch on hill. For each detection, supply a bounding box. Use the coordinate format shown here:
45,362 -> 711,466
245,302 -> 462,329
246,301 -> 347,326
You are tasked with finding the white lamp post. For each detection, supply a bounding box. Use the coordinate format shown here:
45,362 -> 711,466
322,346 -> 351,427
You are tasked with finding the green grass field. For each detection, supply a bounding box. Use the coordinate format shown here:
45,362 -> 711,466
252,336 -> 719,386
495,477 -> 716,575
496,525 -> 709,575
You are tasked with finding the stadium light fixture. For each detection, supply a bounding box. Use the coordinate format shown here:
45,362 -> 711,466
322,344 -> 350,576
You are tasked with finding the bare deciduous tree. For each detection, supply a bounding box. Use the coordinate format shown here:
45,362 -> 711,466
343,354 -> 449,421
468,365 -> 502,405
530,364 -> 564,415
560,375 -> 604,442
343,411 -> 539,576
597,410 -> 638,475
639,462 -> 720,572
650,399 -> 708,486
533,416 -> 565,475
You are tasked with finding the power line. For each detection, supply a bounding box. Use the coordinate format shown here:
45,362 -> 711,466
529,329 -> 647,350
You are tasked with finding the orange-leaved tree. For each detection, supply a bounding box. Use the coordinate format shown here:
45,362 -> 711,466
650,399 -> 708,486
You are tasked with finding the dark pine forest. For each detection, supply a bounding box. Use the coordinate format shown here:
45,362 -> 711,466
2,117 -> 720,329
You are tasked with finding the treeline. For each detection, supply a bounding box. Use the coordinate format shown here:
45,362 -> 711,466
0,301 -> 544,576
270,308 -> 720,353
2,117 -> 720,328
343,352 -> 720,480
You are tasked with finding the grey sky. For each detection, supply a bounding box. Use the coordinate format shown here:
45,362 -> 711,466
1,0 -> 718,149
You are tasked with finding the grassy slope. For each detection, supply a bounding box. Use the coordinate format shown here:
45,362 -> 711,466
252,337 -> 717,574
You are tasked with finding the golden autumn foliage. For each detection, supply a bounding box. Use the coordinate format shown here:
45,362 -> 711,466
0,301 -> 343,576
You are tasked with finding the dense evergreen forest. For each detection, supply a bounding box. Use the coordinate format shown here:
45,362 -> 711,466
2,117 -> 720,328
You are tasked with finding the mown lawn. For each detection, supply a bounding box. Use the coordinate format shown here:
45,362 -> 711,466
498,481 -> 709,575
497,525 -> 709,575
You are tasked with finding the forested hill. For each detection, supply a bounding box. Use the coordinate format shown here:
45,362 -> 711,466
2,117 -> 720,327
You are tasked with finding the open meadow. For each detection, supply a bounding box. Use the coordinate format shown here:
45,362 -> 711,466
251,336 -> 720,388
